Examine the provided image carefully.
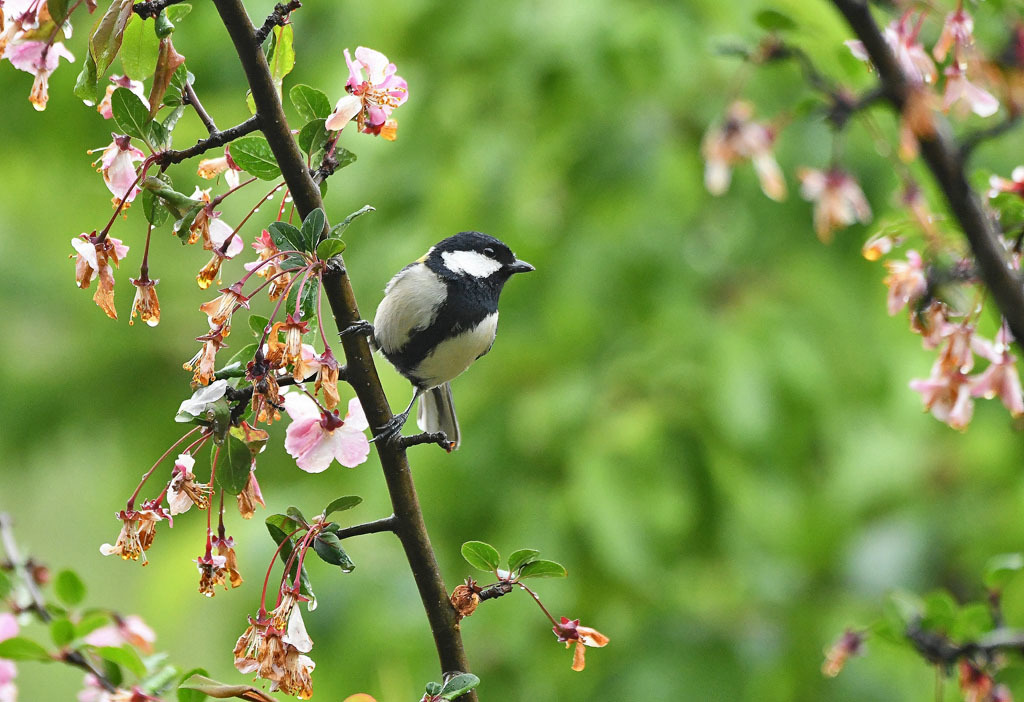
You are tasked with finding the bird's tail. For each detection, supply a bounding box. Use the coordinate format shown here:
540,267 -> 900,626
417,382 -> 460,449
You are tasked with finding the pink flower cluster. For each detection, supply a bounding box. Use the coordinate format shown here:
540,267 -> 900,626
1,0 -> 74,111
326,47 -> 408,140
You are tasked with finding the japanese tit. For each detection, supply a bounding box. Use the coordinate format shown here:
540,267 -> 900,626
370,231 -> 534,448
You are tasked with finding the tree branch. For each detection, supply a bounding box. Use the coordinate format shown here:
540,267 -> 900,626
155,115 -> 261,168
253,1 -> 302,45
183,82 -> 218,135
829,0 -> 1024,345
209,1 -> 476,695
332,515 -> 397,539
132,0 -> 187,19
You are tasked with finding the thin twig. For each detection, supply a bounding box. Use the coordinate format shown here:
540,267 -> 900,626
183,82 -> 218,135
332,515 -> 397,539
253,1 -> 302,45
156,115 -> 261,169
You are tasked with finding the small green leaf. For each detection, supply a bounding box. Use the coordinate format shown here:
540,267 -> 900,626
300,208 -> 326,251
286,506 -> 309,526
176,667 -> 209,702
986,553 -> 1024,590
110,87 -> 153,142
297,118 -> 329,159
754,9 -> 797,32
425,682 -> 442,696
96,645 -> 146,676
50,618 -> 75,647
214,434 -> 252,495
266,25 -> 295,88
224,342 -> 258,371
55,569 -> 87,606
0,637 -> 51,661
143,189 -> 170,227
461,541 -> 501,572
75,613 -> 111,639
248,315 -> 270,337
120,14 -> 160,80
266,221 -> 306,254
313,532 -> 355,572
179,673 -> 276,701
315,237 -> 346,261
74,51 -> 102,104
90,0 -> 135,76
162,103 -> 186,132
439,673 -> 481,700
290,84 -> 331,122
507,549 -> 540,573
49,0 -> 70,24
517,559 -> 568,579
164,3 -> 192,23
147,121 -> 171,151
324,495 -> 362,517
285,275 -> 320,333
266,513 -> 302,537
327,205 -> 375,240
228,136 -> 282,180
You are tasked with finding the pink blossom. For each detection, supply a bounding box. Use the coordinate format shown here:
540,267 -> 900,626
92,135 -> 146,205
942,62 -> 999,118
702,101 -> 786,202
933,8 -> 974,62
84,615 -> 156,654
846,12 -> 936,85
283,393 -> 370,473
797,167 -> 872,243
910,325 -> 978,430
326,47 -> 408,138
883,250 -> 927,316
0,613 -> 18,702
4,39 -> 74,111
970,325 -> 1024,416
97,75 -> 149,119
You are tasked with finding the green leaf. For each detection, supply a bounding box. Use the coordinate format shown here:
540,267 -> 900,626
55,569 -> 87,606
300,208 -> 326,251
266,513 -> 302,537
120,14 -> 160,80
327,205 -> 375,241
74,52 -> 102,104
176,667 -> 209,702
754,9 -> 797,32
285,275 -> 320,333
424,682 -> 443,696
248,315 -> 270,337
164,64 -> 192,107
333,146 -> 357,171
266,221 -> 306,254
111,87 -> 153,143
986,553 -> 1024,590
75,613 -> 111,639
0,637 -> 51,661
286,506 -> 309,526
141,177 -> 200,218
461,541 -> 501,572
96,645 -> 146,677
50,618 -> 75,648
143,189 -> 170,227
315,237 -> 346,261
164,3 -> 192,23
228,136 -> 281,180
266,24 -> 295,91
162,103 -> 186,132
297,118 -> 329,160
49,0 -> 70,24
324,495 -> 362,517
147,121 -> 171,151
439,673 -> 481,700
313,532 -> 355,572
214,434 -> 252,495
224,342 -> 258,371
517,559 -> 568,579
290,84 -> 331,122
507,549 -> 540,573
179,674 -> 276,701
90,0 -> 135,76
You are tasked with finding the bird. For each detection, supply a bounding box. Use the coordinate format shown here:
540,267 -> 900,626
367,231 -> 534,448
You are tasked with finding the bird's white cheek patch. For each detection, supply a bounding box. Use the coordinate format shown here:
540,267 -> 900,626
441,250 -> 503,278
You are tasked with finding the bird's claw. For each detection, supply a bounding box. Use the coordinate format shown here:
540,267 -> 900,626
370,411 -> 410,445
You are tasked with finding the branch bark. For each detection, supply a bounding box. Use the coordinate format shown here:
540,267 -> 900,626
209,0 -> 476,695
829,0 -> 1024,345
155,115 -> 260,168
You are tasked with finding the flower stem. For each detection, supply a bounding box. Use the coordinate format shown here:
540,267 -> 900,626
218,180 -> 287,256
126,426 -> 201,511
517,582 -> 559,628
259,525 -> 304,615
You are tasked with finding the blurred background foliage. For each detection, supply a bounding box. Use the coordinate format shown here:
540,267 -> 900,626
5,0 -> 1024,699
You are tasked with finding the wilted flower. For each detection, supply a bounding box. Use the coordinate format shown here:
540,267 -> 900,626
0,613 -> 18,702
821,629 -> 864,677
244,230 -> 291,300
237,470 -> 266,519
234,593 -> 316,698
970,324 -> 1024,416
128,276 -> 160,327
97,75 -> 148,119
71,234 -> 129,320
883,250 -> 928,316
196,551 -> 228,596
943,62 -> 999,117
314,347 -> 341,410
214,533 -> 243,588
283,393 -> 370,473
183,326 -> 229,386
933,7 -> 975,62
166,452 -> 211,515
702,101 -> 786,202
198,146 -> 242,188
268,316 -> 315,381
450,582 -> 480,620
797,167 -> 872,243
910,324 -> 977,430
199,282 -> 249,331
91,134 -> 146,207
552,617 -> 609,672
326,46 -> 408,139
99,504 -> 168,564
5,39 -> 74,111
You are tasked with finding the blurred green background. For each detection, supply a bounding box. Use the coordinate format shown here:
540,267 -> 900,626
5,0 -> 1024,700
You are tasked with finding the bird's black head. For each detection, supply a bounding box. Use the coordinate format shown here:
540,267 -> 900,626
424,231 -> 535,282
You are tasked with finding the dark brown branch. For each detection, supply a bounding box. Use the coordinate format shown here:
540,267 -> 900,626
253,1 -> 302,45
478,581 -> 514,601
332,515 -> 397,539
155,115 -> 261,168
907,619 -> 1024,666
132,0 -> 187,19
0,514 -> 118,693
183,82 -> 218,135
209,1 -> 476,696
830,0 -> 1024,346
400,431 -> 455,451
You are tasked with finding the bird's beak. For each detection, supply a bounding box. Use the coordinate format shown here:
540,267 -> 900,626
507,259 -> 535,274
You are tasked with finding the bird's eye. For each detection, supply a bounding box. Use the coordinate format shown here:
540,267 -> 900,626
483,247 -> 495,258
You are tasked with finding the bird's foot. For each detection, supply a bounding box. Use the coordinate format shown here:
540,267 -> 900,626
370,410 -> 411,445
339,319 -> 374,339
